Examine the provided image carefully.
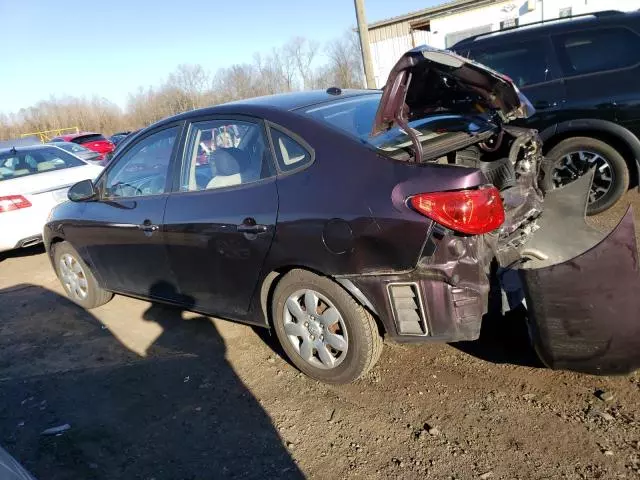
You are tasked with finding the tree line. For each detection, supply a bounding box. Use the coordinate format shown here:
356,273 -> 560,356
0,33 -> 364,141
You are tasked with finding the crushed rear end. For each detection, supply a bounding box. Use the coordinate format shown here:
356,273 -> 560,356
372,45 -> 640,375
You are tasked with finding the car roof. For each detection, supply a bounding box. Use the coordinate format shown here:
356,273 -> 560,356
56,132 -> 100,140
138,89 -> 380,136
454,10 -> 640,47
0,144 -> 57,155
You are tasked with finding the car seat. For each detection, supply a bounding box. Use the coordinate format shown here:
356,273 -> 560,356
206,149 -> 243,189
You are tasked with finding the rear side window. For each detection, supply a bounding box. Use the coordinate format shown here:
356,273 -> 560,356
0,148 -> 85,182
553,27 -> 640,76
270,129 -> 312,173
461,40 -> 552,87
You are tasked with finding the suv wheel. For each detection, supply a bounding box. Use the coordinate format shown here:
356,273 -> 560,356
271,269 -> 383,384
541,137 -> 629,215
53,241 -> 113,309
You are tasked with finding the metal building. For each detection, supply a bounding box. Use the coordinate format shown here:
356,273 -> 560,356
368,0 -> 640,87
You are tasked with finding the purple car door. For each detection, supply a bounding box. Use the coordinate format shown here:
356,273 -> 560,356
162,117 -> 278,319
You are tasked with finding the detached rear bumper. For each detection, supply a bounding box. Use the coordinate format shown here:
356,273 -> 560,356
344,231 -> 490,343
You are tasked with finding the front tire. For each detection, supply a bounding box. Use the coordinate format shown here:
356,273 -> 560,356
541,137 -> 629,215
271,269 -> 383,384
53,241 -> 113,309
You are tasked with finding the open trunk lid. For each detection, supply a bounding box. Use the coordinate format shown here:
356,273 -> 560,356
372,45 -> 534,139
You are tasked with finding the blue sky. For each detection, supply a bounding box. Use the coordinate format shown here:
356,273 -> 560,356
0,0 -> 438,114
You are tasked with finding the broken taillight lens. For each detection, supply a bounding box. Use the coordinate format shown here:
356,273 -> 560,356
0,195 -> 32,213
409,186 -> 504,235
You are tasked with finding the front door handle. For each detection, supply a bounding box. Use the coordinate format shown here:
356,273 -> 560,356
534,100 -> 556,110
137,220 -> 159,233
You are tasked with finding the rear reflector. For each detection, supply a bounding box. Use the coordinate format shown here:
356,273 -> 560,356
410,186 -> 504,235
0,195 -> 32,213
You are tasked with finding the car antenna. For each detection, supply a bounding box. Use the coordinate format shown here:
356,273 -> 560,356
326,87 -> 342,95
9,146 -> 17,154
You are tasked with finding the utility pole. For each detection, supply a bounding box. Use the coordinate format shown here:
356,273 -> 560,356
354,0 -> 376,89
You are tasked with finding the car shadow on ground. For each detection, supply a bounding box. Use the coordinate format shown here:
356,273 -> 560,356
0,282 -> 303,480
0,244 -> 45,263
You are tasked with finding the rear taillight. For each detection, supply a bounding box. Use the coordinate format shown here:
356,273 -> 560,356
409,186 -> 504,235
0,195 -> 32,213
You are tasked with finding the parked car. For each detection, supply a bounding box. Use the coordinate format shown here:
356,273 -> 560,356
453,10 -> 640,215
44,46 -> 639,384
0,145 -> 103,253
47,141 -> 104,165
110,131 -> 133,147
49,132 -> 114,160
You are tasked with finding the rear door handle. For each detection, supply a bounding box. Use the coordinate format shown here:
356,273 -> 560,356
237,224 -> 268,234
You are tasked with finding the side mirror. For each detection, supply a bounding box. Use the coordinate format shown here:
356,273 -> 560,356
68,179 -> 97,202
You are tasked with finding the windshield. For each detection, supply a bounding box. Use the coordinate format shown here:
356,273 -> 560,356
0,147 -> 85,182
302,94 -> 495,158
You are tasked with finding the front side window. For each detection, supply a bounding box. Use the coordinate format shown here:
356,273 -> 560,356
0,147 -> 85,182
462,40 -> 552,87
181,120 -> 273,192
103,126 -> 179,198
553,27 -> 640,76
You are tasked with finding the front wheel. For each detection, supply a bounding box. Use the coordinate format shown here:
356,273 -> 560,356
271,270 -> 383,384
53,241 -> 113,309
541,137 -> 629,215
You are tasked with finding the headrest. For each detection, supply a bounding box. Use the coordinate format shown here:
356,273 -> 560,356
211,149 -> 240,176
37,161 -> 56,172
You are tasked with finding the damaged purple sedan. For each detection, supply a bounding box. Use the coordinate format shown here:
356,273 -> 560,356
44,46 -> 639,384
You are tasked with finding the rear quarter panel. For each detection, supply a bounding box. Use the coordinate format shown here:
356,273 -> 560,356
257,108 -> 487,276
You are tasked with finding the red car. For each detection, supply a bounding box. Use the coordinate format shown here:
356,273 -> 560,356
50,132 -> 114,161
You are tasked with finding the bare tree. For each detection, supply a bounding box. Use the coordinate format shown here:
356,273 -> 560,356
285,36 -> 319,90
323,32 -> 365,89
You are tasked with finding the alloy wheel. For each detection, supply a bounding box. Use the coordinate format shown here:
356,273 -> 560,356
551,150 -> 614,204
59,253 -> 89,301
282,289 -> 349,370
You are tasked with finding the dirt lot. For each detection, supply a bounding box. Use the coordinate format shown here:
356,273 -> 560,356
0,192 -> 639,480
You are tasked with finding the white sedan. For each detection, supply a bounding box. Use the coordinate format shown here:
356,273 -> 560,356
0,144 -> 103,253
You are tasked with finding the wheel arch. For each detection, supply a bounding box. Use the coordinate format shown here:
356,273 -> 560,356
257,265 -> 385,336
539,119 -> 640,188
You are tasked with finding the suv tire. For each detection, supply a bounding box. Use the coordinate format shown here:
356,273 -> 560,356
541,137 -> 629,215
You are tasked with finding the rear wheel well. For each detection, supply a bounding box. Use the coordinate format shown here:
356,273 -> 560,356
259,266 -> 385,336
543,129 -> 638,187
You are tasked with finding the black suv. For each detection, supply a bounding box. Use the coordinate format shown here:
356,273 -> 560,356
453,10 -> 640,214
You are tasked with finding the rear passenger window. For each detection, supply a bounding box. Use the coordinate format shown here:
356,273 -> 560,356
462,40 -> 552,87
553,28 -> 640,76
180,120 -> 274,192
270,129 -> 312,173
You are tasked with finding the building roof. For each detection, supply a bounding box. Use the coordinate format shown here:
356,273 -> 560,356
368,0 -> 499,29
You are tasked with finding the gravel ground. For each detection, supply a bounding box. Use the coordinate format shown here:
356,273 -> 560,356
0,191 -> 638,480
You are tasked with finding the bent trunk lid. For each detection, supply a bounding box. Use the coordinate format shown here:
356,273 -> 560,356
372,45 -> 534,137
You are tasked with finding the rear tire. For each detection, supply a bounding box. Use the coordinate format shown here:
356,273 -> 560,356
271,269 -> 383,384
53,241 -> 113,309
541,137 -> 629,215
